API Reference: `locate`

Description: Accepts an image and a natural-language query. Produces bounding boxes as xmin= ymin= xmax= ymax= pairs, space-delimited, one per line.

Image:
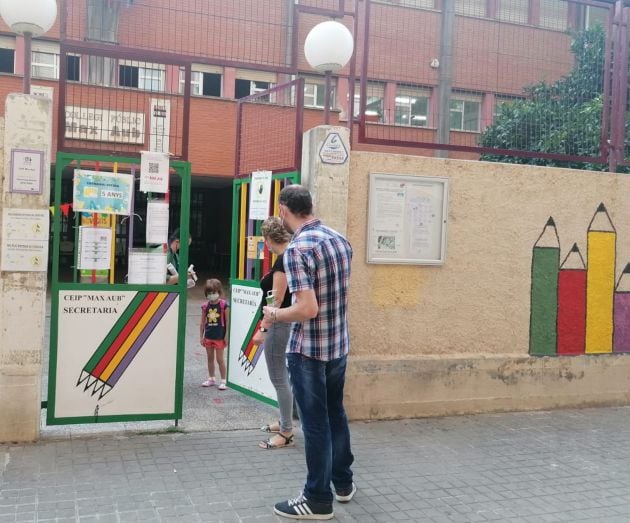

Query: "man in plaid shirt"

xmin=263 ymin=185 xmax=355 ymax=520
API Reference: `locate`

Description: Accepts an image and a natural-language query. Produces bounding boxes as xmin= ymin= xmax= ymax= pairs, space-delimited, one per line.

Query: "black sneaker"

xmin=335 ymin=482 xmax=357 ymax=503
xmin=273 ymin=493 xmax=334 ymax=520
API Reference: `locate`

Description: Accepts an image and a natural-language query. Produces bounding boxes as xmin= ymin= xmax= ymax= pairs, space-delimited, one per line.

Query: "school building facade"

xmin=0 ymin=0 xmax=607 ymax=275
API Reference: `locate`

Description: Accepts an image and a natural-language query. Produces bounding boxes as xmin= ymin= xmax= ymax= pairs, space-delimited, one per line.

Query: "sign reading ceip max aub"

xmin=73 ymin=170 xmax=134 ymax=216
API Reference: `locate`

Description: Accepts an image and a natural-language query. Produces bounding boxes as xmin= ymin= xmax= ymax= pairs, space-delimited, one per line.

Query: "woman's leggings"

xmin=264 ymin=321 xmax=293 ymax=432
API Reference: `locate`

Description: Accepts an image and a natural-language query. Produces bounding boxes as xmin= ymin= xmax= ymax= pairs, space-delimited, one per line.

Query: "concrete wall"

xmin=344 ymin=152 xmax=630 ymax=419
xmin=0 ymin=95 xmax=52 ymax=442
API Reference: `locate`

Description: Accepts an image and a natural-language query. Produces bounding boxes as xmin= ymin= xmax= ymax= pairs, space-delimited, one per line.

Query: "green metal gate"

xmin=226 ymin=171 xmax=299 ymax=404
xmin=47 ymin=152 xmax=191 ymax=425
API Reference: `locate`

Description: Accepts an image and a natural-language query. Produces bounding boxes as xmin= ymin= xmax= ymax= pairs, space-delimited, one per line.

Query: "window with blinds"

xmin=497 ymin=0 xmax=529 ymax=24
xmin=455 ymin=0 xmax=486 ymax=18
xmin=585 ymin=6 xmax=608 ymax=29
xmin=395 ymin=85 xmax=431 ymax=127
xmin=354 ymin=81 xmax=385 ymax=122
xmin=539 ymin=0 xmax=567 ymax=30
xmin=376 ymin=0 xmax=435 ymax=9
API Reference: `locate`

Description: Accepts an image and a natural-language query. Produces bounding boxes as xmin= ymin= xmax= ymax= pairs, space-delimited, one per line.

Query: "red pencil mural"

xmin=557 ymin=244 xmax=586 ymax=355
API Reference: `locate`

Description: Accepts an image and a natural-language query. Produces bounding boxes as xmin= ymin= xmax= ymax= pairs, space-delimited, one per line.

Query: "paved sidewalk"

xmin=3 ymin=406 xmax=630 ymax=522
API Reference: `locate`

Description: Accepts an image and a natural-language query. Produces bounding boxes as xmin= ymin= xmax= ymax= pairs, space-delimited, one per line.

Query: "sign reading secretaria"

xmin=73 ymin=170 xmax=134 ymax=216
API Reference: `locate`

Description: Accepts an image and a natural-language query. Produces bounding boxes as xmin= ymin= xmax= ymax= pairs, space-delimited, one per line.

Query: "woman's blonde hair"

xmin=261 ymin=216 xmax=291 ymax=244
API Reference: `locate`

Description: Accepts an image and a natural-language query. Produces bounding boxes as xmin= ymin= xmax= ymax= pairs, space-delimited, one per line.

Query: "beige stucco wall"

xmin=0 ymin=95 xmax=52 ymax=442
xmin=343 ymin=152 xmax=630 ymax=419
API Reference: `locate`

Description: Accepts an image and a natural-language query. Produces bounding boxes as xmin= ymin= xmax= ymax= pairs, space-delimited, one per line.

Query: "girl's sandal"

xmin=258 ymin=433 xmax=294 ymax=449
xmin=260 ymin=421 xmax=281 ymax=433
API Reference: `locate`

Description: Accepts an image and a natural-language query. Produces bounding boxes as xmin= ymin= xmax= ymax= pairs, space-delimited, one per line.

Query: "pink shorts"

xmin=203 ymin=339 xmax=226 ymax=350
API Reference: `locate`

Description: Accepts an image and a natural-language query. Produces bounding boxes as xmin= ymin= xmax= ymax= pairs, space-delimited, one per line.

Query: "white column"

xmin=0 ymin=94 xmax=52 ymax=442
xmin=301 ymin=125 xmax=351 ymax=235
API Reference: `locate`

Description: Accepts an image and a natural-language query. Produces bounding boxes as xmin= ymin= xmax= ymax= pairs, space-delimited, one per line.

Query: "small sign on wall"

xmin=319 ymin=132 xmax=348 ymax=165
xmin=9 ymin=149 xmax=44 ymax=194
xmin=0 ymin=208 xmax=50 ymax=271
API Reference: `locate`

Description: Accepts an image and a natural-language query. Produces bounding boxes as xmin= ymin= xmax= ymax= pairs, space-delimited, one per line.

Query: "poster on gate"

xmin=73 ymin=170 xmax=133 ymax=215
xmin=140 ymin=151 xmax=170 ymax=194
xmin=227 ymin=282 xmax=276 ymax=402
xmin=248 ymin=170 xmax=272 ymax=221
xmin=51 ymin=290 xmax=180 ymax=420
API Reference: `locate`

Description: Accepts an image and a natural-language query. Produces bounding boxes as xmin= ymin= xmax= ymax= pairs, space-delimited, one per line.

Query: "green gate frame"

xmin=47 ymin=152 xmax=191 ymax=425
xmin=227 ymin=171 xmax=299 ymax=404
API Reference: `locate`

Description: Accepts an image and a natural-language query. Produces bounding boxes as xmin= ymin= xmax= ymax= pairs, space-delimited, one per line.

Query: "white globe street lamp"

xmin=304 ymin=20 xmax=354 ymax=125
xmin=0 ymin=0 xmax=58 ymax=93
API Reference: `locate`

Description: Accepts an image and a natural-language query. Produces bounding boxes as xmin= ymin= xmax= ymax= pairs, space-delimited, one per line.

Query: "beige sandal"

xmin=258 ymin=433 xmax=294 ymax=449
xmin=260 ymin=421 xmax=281 ymax=433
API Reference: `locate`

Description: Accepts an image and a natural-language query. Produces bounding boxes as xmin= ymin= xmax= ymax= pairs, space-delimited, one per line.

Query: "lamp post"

xmin=0 ymin=0 xmax=58 ymax=94
xmin=304 ymin=20 xmax=354 ymax=125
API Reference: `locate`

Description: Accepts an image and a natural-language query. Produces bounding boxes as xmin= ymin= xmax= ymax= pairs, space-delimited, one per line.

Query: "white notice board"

xmin=367 ymin=173 xmax=448 ymax=265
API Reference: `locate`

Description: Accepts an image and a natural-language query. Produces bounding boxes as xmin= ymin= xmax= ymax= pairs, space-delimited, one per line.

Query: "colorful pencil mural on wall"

xmin=77 ymin=291 xmax=178 ymax=398
xmin=529 ymin=203 xmax=628 ymax=356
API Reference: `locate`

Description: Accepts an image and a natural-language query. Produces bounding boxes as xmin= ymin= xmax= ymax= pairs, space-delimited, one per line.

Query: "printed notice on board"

xmin=146 ymin=201 xmax=169 ymax=244
xmin=367 ymin=173 xmax=448 ymax=265
xmin=248 ymin=170 xmax=272 ymax=221
xmin=78 ymin=227 xmax=112 ymax=270
xmin=1 ymin=208 xmax=50 ymax=271
xmin=150 ymin=99 xmax=171 ymax=154
xmin=140 ymin=151 xmax=169 ymax=194
xmin=73 ymin=170 xmax=133 ymax=216
xmin=128 ymin=250 xmax=168 ymax=284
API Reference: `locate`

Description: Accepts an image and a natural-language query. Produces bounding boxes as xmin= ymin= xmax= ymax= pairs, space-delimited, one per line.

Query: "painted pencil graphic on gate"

xmin=239 ymin=319 xmax=265 ymax=375
xmin=77 ymin=291 xmax=178 ymax=398
xmin=529 ymin=203 xmax=626 ymax=356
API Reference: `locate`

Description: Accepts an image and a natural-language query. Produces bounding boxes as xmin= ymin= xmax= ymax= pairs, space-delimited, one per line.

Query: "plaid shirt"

xmin=283 ymin=218 xmax=353 ymax=361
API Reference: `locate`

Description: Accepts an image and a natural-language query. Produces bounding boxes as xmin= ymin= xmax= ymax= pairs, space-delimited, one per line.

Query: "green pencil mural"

xmin=529 ymin=217 xmax=560 ymax=356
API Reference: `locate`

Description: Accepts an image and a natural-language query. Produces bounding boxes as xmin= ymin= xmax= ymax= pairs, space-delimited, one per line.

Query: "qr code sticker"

xmin=148 ymin=162 xmax=159 ymax=174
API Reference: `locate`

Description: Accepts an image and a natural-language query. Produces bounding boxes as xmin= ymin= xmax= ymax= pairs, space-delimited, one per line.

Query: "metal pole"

xmin=23 ymin=32 xmax=32 ymax=94
xmin=609 ymin=0 xmax=627 ymax=172
xmin=436 ymin=0 xmax=455 ymax=158
xmin=182 ymin=63 xmax=192 ymax=160
xmin=324 ymin=70 xmax=332 ymax=125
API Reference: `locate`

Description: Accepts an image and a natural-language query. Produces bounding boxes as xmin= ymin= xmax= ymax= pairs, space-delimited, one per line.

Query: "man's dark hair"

xmin=279 ymin=185 xmax=313 ymax=217
xmin=169 ymin=228 xmax=180 ymax=244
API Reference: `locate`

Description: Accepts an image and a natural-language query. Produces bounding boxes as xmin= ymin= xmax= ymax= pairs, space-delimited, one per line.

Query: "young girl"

xmin=200 ymin=279 xmax=229 ymax=390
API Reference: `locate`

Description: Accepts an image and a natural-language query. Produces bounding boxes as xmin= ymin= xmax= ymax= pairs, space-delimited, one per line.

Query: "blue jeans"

xmin=287 ymin=353 xmax=354 ymax=505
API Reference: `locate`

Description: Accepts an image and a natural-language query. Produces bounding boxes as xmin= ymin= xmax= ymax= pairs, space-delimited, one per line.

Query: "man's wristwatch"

xmin=260 ymin=327 xmax=268 ymax=333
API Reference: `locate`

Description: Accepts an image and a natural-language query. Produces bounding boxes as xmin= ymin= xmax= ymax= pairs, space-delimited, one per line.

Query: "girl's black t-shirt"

xmin=260 ymin=253 xmax=292 ymax=312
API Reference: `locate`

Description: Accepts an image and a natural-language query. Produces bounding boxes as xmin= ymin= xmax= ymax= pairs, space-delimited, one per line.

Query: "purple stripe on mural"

xmin=614 ymin=292 xmax=630 ymax=353
xmin=107 ymin=293 xmax=178 ymax=386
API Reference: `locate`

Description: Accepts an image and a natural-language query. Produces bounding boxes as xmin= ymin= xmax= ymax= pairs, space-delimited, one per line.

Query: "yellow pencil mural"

xmin=585 ymin=203 xmax=616 ymax=354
